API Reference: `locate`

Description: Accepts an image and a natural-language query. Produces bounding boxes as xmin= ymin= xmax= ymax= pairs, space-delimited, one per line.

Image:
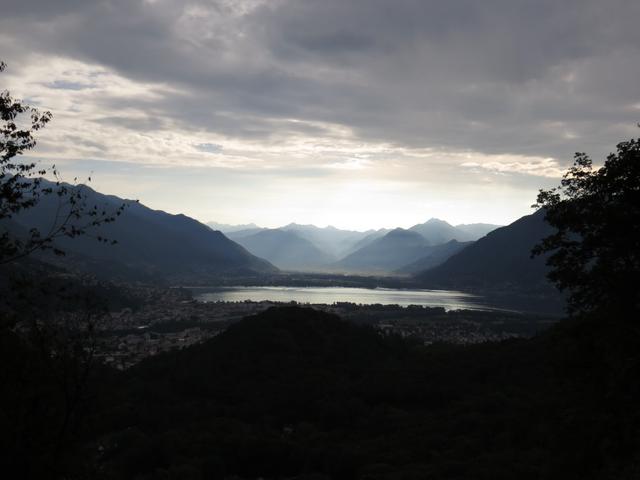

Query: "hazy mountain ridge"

xmin=341 ymin=229 xmax=391 ymax=257
xmin=232 ymin=229 xmax=335 ymax=271
xmin=454 ymin=223 xmax=503 ymax=239
xmin=211 ymin=218 xmax=501 ymax=273
xmin=395 ymin=240 xmax=472 ymax=274
xmin=225 ymin=228 xmax=266 ymax=240
xmin=224 ymin=223 xmax=389 ymax=259
xmin=328 ymin=219 xmax=499 ymax=274
xmin=409 ymin=218 xmax=502 ymax=243
xmin=5 ymin=181 xmax=504 ymax=280
xmin=332 ymin=228 xmax=432 ymax=273
xmin=416 ymin=209 xmax=554 ymax=291
xmin=206 ymin=221 xmax=260 ymax=233
xmin=6 ymin=180 xmax=277 ymax=282
xmin=280 ymin=223 xmax=381 ymax=259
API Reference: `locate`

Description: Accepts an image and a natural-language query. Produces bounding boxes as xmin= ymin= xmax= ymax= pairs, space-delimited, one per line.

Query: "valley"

xmin=75 ymin=285 xmax=558 ymax=370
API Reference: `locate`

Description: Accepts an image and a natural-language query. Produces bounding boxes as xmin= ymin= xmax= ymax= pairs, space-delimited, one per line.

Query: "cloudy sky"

xmin=2 ymin=0 xmax=639 ymax=229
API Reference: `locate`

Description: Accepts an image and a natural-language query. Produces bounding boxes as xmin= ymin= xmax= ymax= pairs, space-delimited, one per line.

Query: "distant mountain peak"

xmin=425 ymin=217 xmax=452 ymax=225
xmin=417 ymin=209 xmax=556 ymax=292
xmin=207 ymin=221 xmax=260 ymax=233
xmin=232 ymin=228 xmax=335 ymax=271
xmin=283 ymin=223 xmax=340 ymax=232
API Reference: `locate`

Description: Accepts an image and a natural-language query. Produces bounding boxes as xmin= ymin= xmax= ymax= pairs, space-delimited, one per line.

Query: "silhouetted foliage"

xmin=74 ymin=306 xmax=640 ymax=479
xmin=533 ymin=136 xmax=640 ymax=317
xmin=0 ymin=61 xmax=126 ymax=264
xmin=0 ymin=276 xmax=122 ymax=478
xmin=0 ymin=61 xmax=129 ymax=478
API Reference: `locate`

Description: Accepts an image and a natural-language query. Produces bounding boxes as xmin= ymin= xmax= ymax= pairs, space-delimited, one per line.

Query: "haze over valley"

xmin=5 ymin=176 xmax=556 ymax=302
xmin=215 ymin=218 xmax=499 ymax=274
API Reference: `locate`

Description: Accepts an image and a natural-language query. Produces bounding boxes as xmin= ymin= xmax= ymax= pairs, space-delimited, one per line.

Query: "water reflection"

xmin=192 ymin=286 xmax=497 ymax=311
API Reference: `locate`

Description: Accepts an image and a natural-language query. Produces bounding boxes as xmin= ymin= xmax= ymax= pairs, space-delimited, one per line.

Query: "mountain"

xmin=225 ymin=227 xmax=266 ymax=240
xmin=409 ymin=218 xmax=460 ymax=244
xmin=220 ymin=220 xmax=499 ymax=273
xmin=279 ymin=223 xmax=378 ymax=258
xmin=232 ymin=229 xmax=335 ymax=271
xmin=340 ymin=228 xmax=391 ymax=256
xmin=416 ymin=210 xmax=554 ymax=290
xmin=455 ymin=222 xmax=502 ymax=239
xmin=409 ymin=218 xmax=501 ymax=243
xmin=207 ymin=221 xmax=260 ymax=233
xmin=333 ymin=228 xmax=432 ymax=273
xmin=13 ymin=308 xmax=639 ymax=477
xmin=6 ymin=181 xmax=277 ymax=282
xmin=395 ymin=240 xmax=472 ymax=274
xmin=229 ymin=223 xmax=392 ymax=258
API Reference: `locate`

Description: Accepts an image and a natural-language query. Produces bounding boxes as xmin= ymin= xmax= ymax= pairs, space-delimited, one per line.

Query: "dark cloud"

xmin=0 ymin=0 xmax=89 ymax=19
xmin=2 ymin=0 xmax=639 ymax=163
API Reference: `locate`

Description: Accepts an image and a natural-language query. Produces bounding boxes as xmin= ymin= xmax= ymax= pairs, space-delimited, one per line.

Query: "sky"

xmin=1 ymin=0 xmax=639 ymax=230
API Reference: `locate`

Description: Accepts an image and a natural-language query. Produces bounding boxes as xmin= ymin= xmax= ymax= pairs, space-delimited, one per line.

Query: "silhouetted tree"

xmin=1 ymin=61 xmax=126 ymax=478
xmin=533 ymin=134 xmax=640 ymax=317
xmin=0 ymin=61 xmax=124 ymax=264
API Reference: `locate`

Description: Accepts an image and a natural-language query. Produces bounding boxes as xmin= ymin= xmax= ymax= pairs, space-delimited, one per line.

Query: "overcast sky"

xmin=2 ymin=0 xmax=639 ymax=229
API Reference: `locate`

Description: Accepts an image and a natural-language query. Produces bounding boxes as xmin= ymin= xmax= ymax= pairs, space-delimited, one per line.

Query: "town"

xmin=89 ymin=287 xmax=557 ymax=369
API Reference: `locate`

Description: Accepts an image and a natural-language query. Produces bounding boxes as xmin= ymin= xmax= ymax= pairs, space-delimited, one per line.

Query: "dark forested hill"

xmin=71 ymin=306 xmax=640 ymax=479
xmin=417 ymin=209 xmax=554 ymax=291
xmin=7 ymin=181 xmax=276 ymax=282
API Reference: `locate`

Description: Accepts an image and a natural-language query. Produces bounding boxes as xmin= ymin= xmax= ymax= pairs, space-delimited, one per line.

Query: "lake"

xmin=191 ymin=286 xmax=500 ymax=311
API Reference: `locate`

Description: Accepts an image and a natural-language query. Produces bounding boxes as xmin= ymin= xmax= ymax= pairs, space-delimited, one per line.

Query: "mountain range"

xmin=395 ymin=240 xmax=472 ymax=274
xmin=3 ymin=180 xmax=553 ymax=289
xmin=416 ymin=209 xmax=554 ymax=291
xmin=211 ymin=213 xmax=556 ymax=296
xmin=333 ymin=228 xmax=431 ymax=273
xmin=206 ymin=221 xmax=259 ymax=233
xmin=230 ymin=229 xmax=334 ymax=271
xmin=225 ymin=223 xmax=388 ymax=260
xmin=4 ymin=180 xmax=276 ymax=282
xmin=218 ymin=219 xmax=500 ymax=273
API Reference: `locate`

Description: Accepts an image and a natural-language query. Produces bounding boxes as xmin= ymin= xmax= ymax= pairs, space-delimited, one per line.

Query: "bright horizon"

xmin=3 ymin=1 xmax=638 ymax=231
xmin=48 ymin=158 xmax=544 ymax=230
xmin=204 ymin=217 xmax=506 ymax=233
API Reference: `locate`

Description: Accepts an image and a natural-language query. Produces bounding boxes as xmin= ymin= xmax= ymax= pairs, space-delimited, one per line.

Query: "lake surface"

xmin=192 ymin=286 xmax=499 ymax=311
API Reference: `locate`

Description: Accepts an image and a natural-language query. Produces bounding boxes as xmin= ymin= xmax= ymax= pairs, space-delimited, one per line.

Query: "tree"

xmin=533 ymin=135 xmax=640 ymax=317
xmin=0 ymin=61 xmax=124 ymax=264
xmin=1 ymin=61 xmax=129 ymax=477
